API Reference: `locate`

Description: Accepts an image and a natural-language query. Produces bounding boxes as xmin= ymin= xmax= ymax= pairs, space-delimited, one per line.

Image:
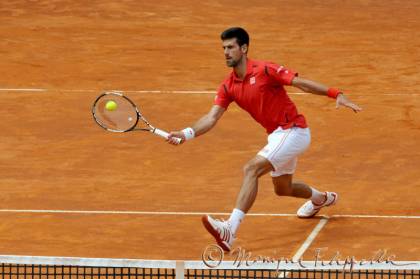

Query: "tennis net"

xmin=0 ymin=255 xmax=419 ymax=279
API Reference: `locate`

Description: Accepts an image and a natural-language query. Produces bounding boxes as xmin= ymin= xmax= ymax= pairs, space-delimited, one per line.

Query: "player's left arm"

xmin=291 ymin=76 xmax=362 ymax=113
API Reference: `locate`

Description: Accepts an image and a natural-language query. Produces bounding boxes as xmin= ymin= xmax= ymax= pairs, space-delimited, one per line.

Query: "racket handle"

xmin=153 ymin=128 xmax=182 ymax=144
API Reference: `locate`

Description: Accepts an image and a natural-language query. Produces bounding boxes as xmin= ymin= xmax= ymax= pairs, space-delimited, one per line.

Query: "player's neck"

xmin=233 ymin=56 xmax=248 ymax=80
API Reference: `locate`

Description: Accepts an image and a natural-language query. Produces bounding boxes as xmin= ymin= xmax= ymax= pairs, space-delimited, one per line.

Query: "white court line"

xmin=0 ymin=88 xmax=47 ymax=92
xmin=0 ymin=209 xmax=419 ymax=219
xmin=0 ymin=88 xmax=420 ymax=96
xmin=277 ymin=218 xmax=329 ymax=278
xmin=292 ymin=217 xmax=329 ymax=261
xmin=0 ymin=209 xmax=293 ymax=217
xmin=331 ymin=214 xmax=420 ymax=219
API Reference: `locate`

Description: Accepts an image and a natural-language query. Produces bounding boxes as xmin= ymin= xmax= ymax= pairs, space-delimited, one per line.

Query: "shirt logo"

xmin=250 ymin=76 xmax=256 ymax=85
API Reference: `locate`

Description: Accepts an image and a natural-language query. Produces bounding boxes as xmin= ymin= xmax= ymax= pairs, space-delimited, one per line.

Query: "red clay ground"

xmin=0 ymin=0 xmax=419 ymax=261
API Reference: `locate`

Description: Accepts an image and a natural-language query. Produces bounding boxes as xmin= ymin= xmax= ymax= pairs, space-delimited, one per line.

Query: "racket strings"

xmin=93 ymin=94 xmax=139 ymax=132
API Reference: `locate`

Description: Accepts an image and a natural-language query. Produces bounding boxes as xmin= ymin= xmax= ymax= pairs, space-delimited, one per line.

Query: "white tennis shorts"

xmin=257 ymin=126 xmax=311 ymax=177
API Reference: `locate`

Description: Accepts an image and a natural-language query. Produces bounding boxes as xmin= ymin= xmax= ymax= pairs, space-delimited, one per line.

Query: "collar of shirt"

xmin=232 ymin=58 xmax=254 ymax=82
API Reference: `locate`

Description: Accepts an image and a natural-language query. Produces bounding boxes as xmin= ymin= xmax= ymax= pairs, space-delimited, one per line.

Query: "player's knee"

xmin=243 ymin=161 xmax=260 ymax=177
xmin=273 ymin=177 xmax=293 ymax=196
xmin=274 ymin=185 xmax=292 ymax=196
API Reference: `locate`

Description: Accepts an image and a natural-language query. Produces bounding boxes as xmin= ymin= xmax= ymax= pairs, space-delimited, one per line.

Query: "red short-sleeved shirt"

xmin=214 ymin=59 xmax=307 ymax=133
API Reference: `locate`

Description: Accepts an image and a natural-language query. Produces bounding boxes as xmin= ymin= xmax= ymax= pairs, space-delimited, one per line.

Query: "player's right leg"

xmin=202 ymin=155 xmax=273 ymax=252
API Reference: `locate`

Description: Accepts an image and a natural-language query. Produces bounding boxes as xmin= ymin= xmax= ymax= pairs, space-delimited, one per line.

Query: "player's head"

xmin=220 ymin=27 xmax=249 ymax=67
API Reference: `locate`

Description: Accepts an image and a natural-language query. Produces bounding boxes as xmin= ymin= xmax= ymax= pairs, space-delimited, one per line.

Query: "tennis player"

xmin=168 ymin=27 xmax=362 ymax=252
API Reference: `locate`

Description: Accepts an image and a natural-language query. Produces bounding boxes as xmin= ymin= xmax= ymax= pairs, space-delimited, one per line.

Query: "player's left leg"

xmin=257 ymin=126 xmax=338 ymax=218
xmin=272 ymin=174 xmax=322 ymax=201
xmin=271 ymin=173 xmax=338 ymax=217
xmin=273 ymin=174 xmax=310 ymax=198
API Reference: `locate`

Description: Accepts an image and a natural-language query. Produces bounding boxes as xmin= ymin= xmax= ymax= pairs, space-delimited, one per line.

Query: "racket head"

xmin=92 ymin=91 xmax=140 ymax=132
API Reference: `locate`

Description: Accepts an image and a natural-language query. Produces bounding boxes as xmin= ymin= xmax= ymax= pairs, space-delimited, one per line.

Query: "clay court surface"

xmin=0 ymin=0 xmax=419 ymax=262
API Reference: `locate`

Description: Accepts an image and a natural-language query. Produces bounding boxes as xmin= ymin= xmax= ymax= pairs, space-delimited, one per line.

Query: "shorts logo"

xmin=250 ymin=76 xmax=256 ymax=85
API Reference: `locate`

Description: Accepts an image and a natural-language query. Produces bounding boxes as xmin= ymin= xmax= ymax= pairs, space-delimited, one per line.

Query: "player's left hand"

xmin=336 ymin=94 xmax=362 ymax=113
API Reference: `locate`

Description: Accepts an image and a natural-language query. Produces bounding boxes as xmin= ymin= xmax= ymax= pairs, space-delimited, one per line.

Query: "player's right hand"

xmin=167 ymin=131 xmax=185 ymax=145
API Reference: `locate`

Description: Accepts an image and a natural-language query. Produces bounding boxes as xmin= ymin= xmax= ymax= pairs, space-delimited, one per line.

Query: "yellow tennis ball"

xmin=105 ymin=100 xmax=117 ymax=111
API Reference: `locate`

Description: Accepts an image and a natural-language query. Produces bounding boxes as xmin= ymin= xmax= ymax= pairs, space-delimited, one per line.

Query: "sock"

xmin=228 ymin=208 xmax=245 ymax=235
xmin=310 ymin=187 xmax=327 ymax=205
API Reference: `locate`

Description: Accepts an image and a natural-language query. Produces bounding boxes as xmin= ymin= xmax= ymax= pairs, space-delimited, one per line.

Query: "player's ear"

xmin=241 ymin=44 xmax=248 ymax=54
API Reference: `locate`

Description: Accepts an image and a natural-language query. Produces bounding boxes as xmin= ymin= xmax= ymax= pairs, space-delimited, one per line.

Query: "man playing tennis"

xmin=168 ymin=27 xmax=362 ymax=252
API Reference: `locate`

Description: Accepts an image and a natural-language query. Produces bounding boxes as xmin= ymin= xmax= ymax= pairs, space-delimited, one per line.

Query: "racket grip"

xmin=153 ymin=128 xmax=182 ymax=144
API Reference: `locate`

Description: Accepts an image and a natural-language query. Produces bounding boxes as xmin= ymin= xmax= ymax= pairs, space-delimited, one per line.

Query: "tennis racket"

xmin=92 ymin=91 xmax=181 ymax=144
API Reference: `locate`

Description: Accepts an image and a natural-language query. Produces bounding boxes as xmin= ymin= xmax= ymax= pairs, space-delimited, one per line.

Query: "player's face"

xmin=222 ymin=38 xmax=247 ymax=67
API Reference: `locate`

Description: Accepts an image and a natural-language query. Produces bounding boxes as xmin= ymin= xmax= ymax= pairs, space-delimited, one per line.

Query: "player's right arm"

xmin=167 ymin=105 xmax=226 ymax=145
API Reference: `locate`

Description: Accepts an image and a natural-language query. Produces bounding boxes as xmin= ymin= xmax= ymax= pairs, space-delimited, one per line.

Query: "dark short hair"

xmin=220 ymin=27 xmax=249 ymax=46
